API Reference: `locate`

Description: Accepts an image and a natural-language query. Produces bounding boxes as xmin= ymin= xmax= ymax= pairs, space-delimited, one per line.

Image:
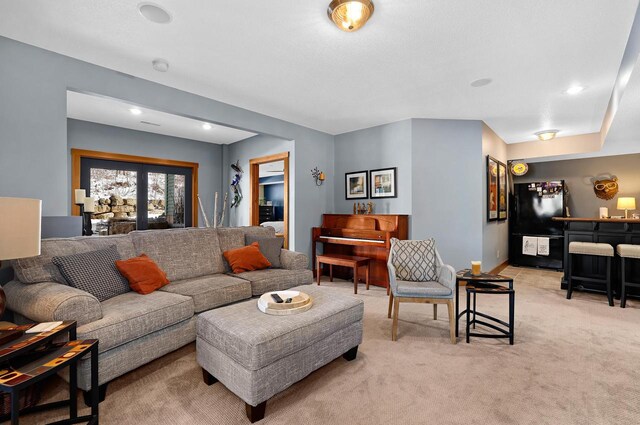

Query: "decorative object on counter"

xmin=599 ymin=207 xmax=609 ymax=219
xmin=592 ymin=176 xmax=618 ymax=200
xmin=486 ymin=156 xmax=499 ymax=221
xmin=471 ymin=261 xmax=481 ymax=276
xmin=367 ymin=201 xmax=374 ymax=214
xmin=311 ymin=167 xmax=325 ymax=186
xmin=617 ymin=197 xmax=636 ymax=219
xmin=352 ymin=202 xmax=372 ymax=215
xmin=509 ymin=160 xmax=529 ymax=176
xmin=370 ymin=167 xmax=397 ymax=199
xmin=634 ymin=213 xmax=640 ymax=219
xmin=0 ymin=197 xmax=42 ymax=316
xmin=345 ymin=170 xmax=368 ymax=199
xmin=230 ymin=160 xmax=244 ymax=208
xmin=498 ymin=161 xmax=508 ymax=220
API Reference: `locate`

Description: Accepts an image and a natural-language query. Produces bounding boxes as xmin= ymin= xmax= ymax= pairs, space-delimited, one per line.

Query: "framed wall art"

xmin=345 ymin=170 xmax=368 ymax=200
xmin=498 ymin=161 xmax=508 ymax=220
xmin=487 ymin=156 xmax=499 ymax=221
xmin=369 ymin=167 xmax=397 ymax=199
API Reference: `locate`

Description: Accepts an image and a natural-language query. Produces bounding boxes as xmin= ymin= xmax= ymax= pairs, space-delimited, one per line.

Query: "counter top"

xmin=552 ymin=217 xmax=640 ymax=223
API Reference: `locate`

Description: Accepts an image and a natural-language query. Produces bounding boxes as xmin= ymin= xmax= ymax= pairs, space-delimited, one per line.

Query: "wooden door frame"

xmin=249 ymin=152 xmax=290 ymax=248
xmin=71 ymin=149 xmax=199 ymax=226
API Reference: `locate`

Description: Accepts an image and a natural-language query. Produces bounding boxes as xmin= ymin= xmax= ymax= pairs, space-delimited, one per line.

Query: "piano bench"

xmin=316 ymin=254 xmax=370 ymax=294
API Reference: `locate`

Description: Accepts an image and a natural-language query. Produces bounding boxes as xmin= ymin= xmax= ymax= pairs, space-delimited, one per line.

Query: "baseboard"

xmin=489 ymin=260 xmax=509 ymax=275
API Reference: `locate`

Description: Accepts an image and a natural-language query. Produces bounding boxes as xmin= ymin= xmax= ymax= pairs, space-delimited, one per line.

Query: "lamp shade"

xmin=0 ymin=197 xmax=42 ymax=260
xmin=617 ymin=197 xmax=636 ymax=211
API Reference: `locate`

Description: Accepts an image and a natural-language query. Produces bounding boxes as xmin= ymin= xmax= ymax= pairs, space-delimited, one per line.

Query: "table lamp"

xmin=0 ymin=197 xmax=42 ymax=316
xmin=617 ymin=197 xmax=636 ymax=219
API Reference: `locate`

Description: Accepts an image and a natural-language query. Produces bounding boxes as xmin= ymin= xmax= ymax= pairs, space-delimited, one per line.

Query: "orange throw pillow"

xmin=115 ymin=254 xmax=170 ymax=295
xmin=223 ymin=242 xmax=272 ymax=274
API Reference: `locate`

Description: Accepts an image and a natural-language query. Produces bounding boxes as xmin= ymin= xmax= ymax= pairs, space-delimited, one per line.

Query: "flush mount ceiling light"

xmin=202 ymin=123 xmax=212 ymax=130
xmin=535 ymin=129 xmax=559 ymax=141
xmin=327 ymin=0 xmax=374 ymax=32
xmin=564 ymin=85 xmax=586 ymax=95
xmin=470 ymin=78 xmax=493 ymax=88
xmin=129 ymin=108 xmax=142 ymax=115
xmin=138 ymin=3 xmax=172 ymax=24
xmin=152 ymin=58 xmax=169 ymax=72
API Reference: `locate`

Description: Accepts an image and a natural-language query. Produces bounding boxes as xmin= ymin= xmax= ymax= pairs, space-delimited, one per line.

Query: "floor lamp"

xmin=0 ymin=197 xmax=42 ymax=317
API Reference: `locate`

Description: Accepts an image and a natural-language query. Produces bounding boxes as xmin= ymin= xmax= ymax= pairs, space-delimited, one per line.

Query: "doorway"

xmin=249 ymin=152 xmax=289 ymax=248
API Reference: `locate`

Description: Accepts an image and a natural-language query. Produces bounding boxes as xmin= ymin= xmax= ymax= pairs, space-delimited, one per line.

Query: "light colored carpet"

xmin=18 ymin=266 xmax=640 ymax=424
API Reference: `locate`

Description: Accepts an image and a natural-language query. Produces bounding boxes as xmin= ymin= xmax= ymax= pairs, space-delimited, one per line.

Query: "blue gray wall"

xmin=411 ymin=119 xmax=484 ymax=271
xmin=0 ymin=36 xmax=334 ymax=256
xmin=67 ymin=119 xmax=223 ymax=225
xmin=334 ymin=119 xmax=412 ymax=214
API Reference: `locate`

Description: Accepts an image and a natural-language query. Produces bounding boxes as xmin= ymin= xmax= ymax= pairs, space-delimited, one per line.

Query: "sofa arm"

xmin=280 ymin=249 xmax=309 ymax=270
xmin=437 ymin=264 xmax=456 ymax=291
xmin=4 ymin=280 xmax=102 ymax=326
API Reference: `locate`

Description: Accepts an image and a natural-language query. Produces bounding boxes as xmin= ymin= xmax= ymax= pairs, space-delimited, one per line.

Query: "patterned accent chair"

xmin=387 ymin=238 xmax=456 ymax=343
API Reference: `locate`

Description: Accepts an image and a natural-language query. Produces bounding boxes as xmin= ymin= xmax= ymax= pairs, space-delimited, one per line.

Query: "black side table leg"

xmin=455 ymin=279 xmax=460 ymax=337
xmin=509 ymin=290 xmax=515 ymax=345
xmin=472 ymin=292 xmax=477 ymax=329
xmin=466 ymin=290 xmax=471 ymax=344
xmin=11 ymin=391 xmax=19 ymax=425
xmin=70 ymin=360 xmax=78 ymax=419
xmin=90 ymin=344 xmax=99 ymax=420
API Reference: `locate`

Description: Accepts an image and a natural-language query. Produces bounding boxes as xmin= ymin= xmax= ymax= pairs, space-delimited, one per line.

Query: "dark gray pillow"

xmin=52 ymin=245 xmax=130 ymax=302
xmin=245 ymin=235 xmax=284 ymax=268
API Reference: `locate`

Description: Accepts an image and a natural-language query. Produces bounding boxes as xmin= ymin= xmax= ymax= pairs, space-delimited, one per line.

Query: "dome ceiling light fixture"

xmin=327 ymin=0 xmax=375 ymax=32
xmin=535 ymin=129 xmax=559 ymax=141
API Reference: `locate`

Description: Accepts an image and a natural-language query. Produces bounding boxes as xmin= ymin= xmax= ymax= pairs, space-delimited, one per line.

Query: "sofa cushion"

xmin=12 ymin=234 xmax=135 ymax=285
xmin=236 ymin=268 xmax=313 ymax=296
xmin=52 ymin=245 xmax=130 ymax=302
xmin=160 ymin=274 xmax=251 ymax=313
xmin=196 ymin=284 xmax=364 ymax=370
xmin=245 ymin=235 xmax=283 ymax=268
xmin=130 ymin=228 xmax=224 ymax=281
xmin=116 ymin=254 xmax=170 ymax=295
xmin=77 ymin=290 xmax=194 ymax=354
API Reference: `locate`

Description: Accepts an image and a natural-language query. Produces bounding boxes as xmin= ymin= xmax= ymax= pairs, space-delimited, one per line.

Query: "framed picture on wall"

xmin=369 ymin=167 xmax=397 ymax=199
xmin=345 ymin=170 xmax=369 ymax=199
xmin=487 ymin=156 xmax=499 ymax=221
xmin=498 ymin=161 xmax=508 ymax=220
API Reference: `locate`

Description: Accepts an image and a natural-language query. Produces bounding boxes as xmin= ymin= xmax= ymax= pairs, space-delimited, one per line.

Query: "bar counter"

xmin=553 ymin=217 xmax=640 ymax=295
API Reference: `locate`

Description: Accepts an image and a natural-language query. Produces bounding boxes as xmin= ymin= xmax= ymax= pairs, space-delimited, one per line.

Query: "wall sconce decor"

xmin=311 ymin=167 xmax=326 ymax=186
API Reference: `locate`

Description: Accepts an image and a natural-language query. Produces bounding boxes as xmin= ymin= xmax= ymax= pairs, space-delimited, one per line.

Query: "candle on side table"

xmin=471 ymin=261 xmax=482 ymax=276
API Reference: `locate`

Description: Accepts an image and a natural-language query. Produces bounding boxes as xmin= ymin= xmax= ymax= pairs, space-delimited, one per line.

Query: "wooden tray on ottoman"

xmin=257 ymin=291 xmax=312 ymax=315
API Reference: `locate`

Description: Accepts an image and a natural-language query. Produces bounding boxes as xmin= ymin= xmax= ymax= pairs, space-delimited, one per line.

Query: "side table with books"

xmin=0 ymin=321 xmax=99 ymax=425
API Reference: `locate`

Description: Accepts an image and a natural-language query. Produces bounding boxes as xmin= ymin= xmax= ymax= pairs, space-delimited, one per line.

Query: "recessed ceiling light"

xmin=535 ymin=129 xmax=559 ymax=141
xmin=138 ymin=3 xmax=172 ymax=24
xmin=471 ymin=78 xmax=493 ymax=88
xmin=129 ymin=108 xmax=142 ymax=115
xmin=152 ymin=58 xmax=169 ymax=72
xmin=327 ymin=0 xmax=375 ymax=32
xmin=564 ymin=85 xmax=585 ymax=95
xmin=202 ymin=123 xmax=212 ymax=130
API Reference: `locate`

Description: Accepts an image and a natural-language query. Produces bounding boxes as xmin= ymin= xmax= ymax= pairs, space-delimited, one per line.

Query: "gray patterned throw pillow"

xmin=245 ymin=235 xmax=284 ymax=268
xmin=52 ymin=245 xmax=130 ymax=302
xmin=391 ymin=238 xmax=438 ymax=282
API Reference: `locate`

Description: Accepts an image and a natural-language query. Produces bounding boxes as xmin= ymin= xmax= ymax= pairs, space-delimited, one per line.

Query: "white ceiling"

xmin=1 ymin=1 xmax=638 ymax=142
xmin=67 ymin=91 xmax=256 ymax=144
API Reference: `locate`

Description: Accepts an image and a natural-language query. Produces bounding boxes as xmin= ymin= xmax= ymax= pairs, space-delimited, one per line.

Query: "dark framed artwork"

xmin=498 ymin=161 xmax=508 ymax=220
xmin=487 ymin=156 xmax=498 ymax=221
xmin=369 ymin=167 xmax=397 ymax=199
xmin=345 ymin=170 xmax=368 ymax=200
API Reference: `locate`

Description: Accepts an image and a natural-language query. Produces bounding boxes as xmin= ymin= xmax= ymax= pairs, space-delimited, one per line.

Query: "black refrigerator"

xmin=509 ymin=181 xmax=566 ymax=270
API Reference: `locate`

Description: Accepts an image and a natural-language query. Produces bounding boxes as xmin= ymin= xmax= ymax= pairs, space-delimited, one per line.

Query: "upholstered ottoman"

xmin=196 ymin=285 xmax=364 ymax=422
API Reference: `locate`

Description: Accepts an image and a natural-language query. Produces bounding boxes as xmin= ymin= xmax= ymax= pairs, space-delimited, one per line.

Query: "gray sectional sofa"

xmin=4 ymin=226 xmax=312 ymax=398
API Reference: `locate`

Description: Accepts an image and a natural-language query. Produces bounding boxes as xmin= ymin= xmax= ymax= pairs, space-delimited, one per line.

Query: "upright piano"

xmin=312 ymin=214 xmax=409 ymax=288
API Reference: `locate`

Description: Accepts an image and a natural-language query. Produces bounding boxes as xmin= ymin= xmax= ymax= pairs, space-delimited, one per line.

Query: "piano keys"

xmin=312 ymin=214 xmax=409 ymax=289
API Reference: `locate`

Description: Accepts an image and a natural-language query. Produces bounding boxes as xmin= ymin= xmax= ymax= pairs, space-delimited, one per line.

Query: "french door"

xmin=80 ymin=158 xmax=193 ymax=235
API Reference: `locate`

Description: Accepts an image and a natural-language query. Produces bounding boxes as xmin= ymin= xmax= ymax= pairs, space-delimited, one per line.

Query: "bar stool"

xmin=566 ymin=241 xmax=614 ymax=306
xmin=617 ymin=244 xmax=640 ymax=308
